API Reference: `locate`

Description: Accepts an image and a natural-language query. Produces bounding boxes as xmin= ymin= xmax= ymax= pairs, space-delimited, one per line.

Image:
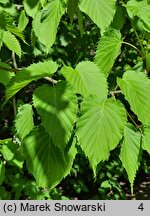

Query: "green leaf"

xmin=126 ymin=0 xmax=150 ymax=32
xmin=0 ymin=141 xmax=24 ymax=169
xmin=0 ymin=71 xmax=13 ymax=86
xmin=120 ymin=124 xmax=141 ymax=193
xmin=0 ymin=29 xmax=3 ymax=50
xmin=61 ymin=61 xmax=108 ymax=102
xmin=67 ymin=0 xmax=79 ymax=23
xmin=0 ymin=0 xmax=9 ymax=4
xmin=33 ymin=82 xmax=77 ymax=149
xmin=5 ymin=60 xmax=58 ymax=103
xmin=23 ymin=126 xmax=76 ymax=188
xmin=40 ymin=0 xmax=47 ymax=7
xmin=142 ymin=127 xmax=150 ymax=154
xmin=101 ymin=180 xmax=111 ymax=189
xmin=79 ymin=0 xmax=117 ymax=33
xmin=6 ymin=26 xmax=26 ymax=43
xmin=23 ymin=0 xmax=40 ymax=18
xmin=111 ymin=5 xmax=126 ymax=30
xmin=77 ymin=8 xmax=84 ymax=37
xmin=18 ymin=10 xmax=29 ymax=31
xmin=0 ymin=186 xmax=11 ymax=200
xmin=0 ymin=160 xmax=5 ymax=185
xmin=0 ymin=9 xmax=6 ymax=29
xmin=77 ymin=97 xmax=126 ymax=170
xmin=2 ymin=31 xmax=21 ymax=57
xmin=117 ymin=70 xmax=150 ymax=126
xmin=0 ymin=138 xmax=12 ymax=144
xmin=2 ymin=4 xmax=17 ymax=17
xmin=95 ymin=29 xmax=122 ymax=76
xmin=0 ymin=62 xmax=14 ymax=86
xmin=33 ymin=0 xmax=65 ymax=51
xmin=15 ymin=104 xmax=34 ymax=140
xmin=5 ymin=80 xmax=32 ymax=104
xmin=146 ymin=53 xmax=150 ymax=71
xmin=1 ymin=11 xmax=26 ymax=43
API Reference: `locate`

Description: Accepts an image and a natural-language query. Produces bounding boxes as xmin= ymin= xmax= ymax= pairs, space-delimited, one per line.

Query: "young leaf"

xmin=23 ymin=0 xmax=40 ymax=18
xmin=0 ymin=71 xmax=13 ymax=86
xmin=117 ymin=70 xmax=150 ymax=126
xmin=23 ymin=126 xmax=76 ymax=188
xmin=2 ymin=31 xmax=21 ymax=57
xmin=6 ymin=26 xmax=26 ymax=43
xmin=18 ymin=10 xmax=29 ymax=31
xmin=61 ymin=61 xmax=108 ymax=102
xmin=5 ymin=60 xmax=58 ymax=103
xmin=0 ymin=62 xmax=14 ymax=86
xmin=76 ymin=97 xmax=126 ymax=169
xmin=79 ymin=0 xmax=117 ymax=33
xmin=15 ymin=104 xmax=34 ymax=140
xmin=33 ymin=0 xmax=65 ymax=51
xmin=0 ymin=160 xmax=5 ymax=185
xmin=142 ymin=127 xmax=150 ymax=154
xmin=120 ymin=124 xmax=141 ymax=193
xmin=95 ymin=29 xmax=122 ymax=76
xmin=0 ymin=141 xmax=24 ymax=169
xmin=3 ymin=11 xmax=26 ymax=43
xmin=33 ymin=82 xmax=77 ymax=149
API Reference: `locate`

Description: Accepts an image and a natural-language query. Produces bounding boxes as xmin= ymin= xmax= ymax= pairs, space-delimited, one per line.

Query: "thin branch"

xmin=109 ymin=85 xmax=121 ymax=99
xmin=14 ymin=4 xmax=24 ymax=10
xmin=12 ymin=52 xmax=18 ymax=70
xmin=0 ymin=65 xmax=16 ymax=72
xmin=44 ymin=77 xmax=57 ymax=84
xmin=12 ymin=52 xmax=18 ymax=117
xmin=133 ymin=28 xmax=145 ymax=55
xmin=12 ymin=97 xmax=17 ymax=116
xmin=122 ymin=41 xmax=143 ymax=58
xmin=109 ymin=90 xmax=122 ymax=96
xmin=127 ymin=111 xmax=141 ymax=129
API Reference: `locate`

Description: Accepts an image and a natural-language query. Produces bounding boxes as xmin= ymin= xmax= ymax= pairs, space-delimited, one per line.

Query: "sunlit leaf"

xmin=23 ymin=0 xmax=40 ymax=18
xmin=33 ymin=0 xmax=65 ymax=50
xmin=126 ymin=0 xmax=150 ymax=32
xmin=0 ymin=62 xmax=14 ymax=86
xmin=15 ymin=104 xmax=34 ymax=140
xmin=33 ymin=82 xmax=77 ymax=149
xmin=61 ymin=61 xmax=108 ymax=102
xmin=79 ymin=0 xmax=117 ymax=33
xmin=77 ymin=97 xmax=126 ymax=170
xmin=120 ymin=124 xmax=141 ymax=193
xmin=142 ymin=127 xmax=150 ymax=154
xmin=95 ymin=29 xmax=122 ymax=76
xmin=0 ymin=160 xmax=5 ymax=185
xmin=0 ymin=141 xmax=24 ymax=169
xmin=18 ymin=10 xmax=29 ymax=31
xmin=5 ymin=61 xmax=58 ymax=102
xmin=117 ymin=70 xmax=150 ymax=125
xmin=23 ymin=126 xmax=76 ymax=188
xmin=3 ymin=31 xmax=21 ymax=57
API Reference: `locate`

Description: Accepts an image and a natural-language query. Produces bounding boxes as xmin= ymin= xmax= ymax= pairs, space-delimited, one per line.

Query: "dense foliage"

xmin=0 ymin=0 xmax=150 ymax=199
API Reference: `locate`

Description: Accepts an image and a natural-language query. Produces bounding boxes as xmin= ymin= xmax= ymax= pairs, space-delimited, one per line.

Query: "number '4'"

xmin=138 ymin=203 xmax=144 ymax=211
